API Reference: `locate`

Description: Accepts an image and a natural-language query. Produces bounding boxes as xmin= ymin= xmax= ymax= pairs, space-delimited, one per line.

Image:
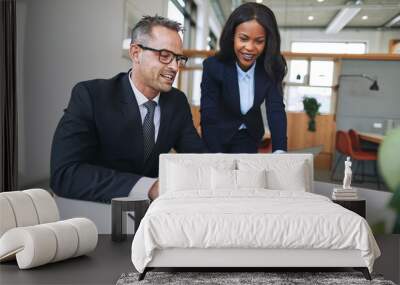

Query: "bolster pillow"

xmin=0 ymin=218 xmax=98 ymax=269
xmin=0 ymin=189 xmax=59 ymax=237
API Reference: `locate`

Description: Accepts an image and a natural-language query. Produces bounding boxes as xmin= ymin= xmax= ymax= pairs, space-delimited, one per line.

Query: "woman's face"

xmin=233 ymin=19 xmax=266 ymax=71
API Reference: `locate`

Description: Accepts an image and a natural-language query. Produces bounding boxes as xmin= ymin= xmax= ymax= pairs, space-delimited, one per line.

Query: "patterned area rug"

xmin=116 ymin=271 xmax=396 ymax=285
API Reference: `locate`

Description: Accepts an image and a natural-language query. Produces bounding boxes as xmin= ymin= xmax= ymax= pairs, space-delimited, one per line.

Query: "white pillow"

xmin=237 ymin=159 xmax=308 ymax=191
xmin=211 ymin=168 xmax=236 ymax=190
xmin=166 ymin=160 xmax=235 ymax=192
xmin=237 ymin=169 xmax=267 ymax=189
xmin=266 ymin=165 xmax=306 ymax=191
xmin=211 ymin=169 xmax=267 ymax=190
xmin=167 ymin=163 xmax=209 ymax=191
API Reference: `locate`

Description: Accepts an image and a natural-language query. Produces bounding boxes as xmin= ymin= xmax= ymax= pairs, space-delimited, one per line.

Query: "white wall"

xmin=16 ymin=0 xmax=166 ymax=187
xmin=280 ymin=28 xmax=400 ymax=53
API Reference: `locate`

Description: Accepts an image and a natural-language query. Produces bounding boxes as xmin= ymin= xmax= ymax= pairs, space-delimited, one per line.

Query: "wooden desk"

xmin=358 ymin=132 xmax=384 ymax=144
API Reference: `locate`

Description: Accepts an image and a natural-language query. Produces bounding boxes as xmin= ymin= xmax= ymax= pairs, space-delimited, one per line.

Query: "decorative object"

xmin=378 ymin=128 xmax=400 ymax=234
xmin=302 ymin=97 xmax=321 ymax=132
xmin=343 ymin=156 xmax=352 ymax=189
xmin=332 ymin=157 xmax=358 ymax=200
xmin=0 ymin=189 xmax=98 ymax=269
xmin=339 ymin=74 xmax=379 ymax=91
xmin=116 ymin=271 xmax=394 ymax=285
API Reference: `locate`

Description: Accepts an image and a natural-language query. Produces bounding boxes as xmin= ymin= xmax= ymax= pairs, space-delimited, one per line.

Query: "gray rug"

xmin=116 ymin=271 xmax=396 ymax=285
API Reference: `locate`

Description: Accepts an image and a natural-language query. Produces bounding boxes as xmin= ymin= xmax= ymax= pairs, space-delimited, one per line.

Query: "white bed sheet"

xmin=131 ymin=190 xmax=380 ymax=273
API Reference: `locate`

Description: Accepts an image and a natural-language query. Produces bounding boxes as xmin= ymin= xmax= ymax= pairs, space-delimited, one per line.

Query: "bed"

xmin=131 ymin=154 xmax=380 ymax=280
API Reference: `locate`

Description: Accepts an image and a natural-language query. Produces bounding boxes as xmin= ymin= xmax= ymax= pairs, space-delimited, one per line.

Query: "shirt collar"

xmin=236 ymin=62 xmax=256 ymax=80
xmin=128 ymin=71 xmax=160 ymax=106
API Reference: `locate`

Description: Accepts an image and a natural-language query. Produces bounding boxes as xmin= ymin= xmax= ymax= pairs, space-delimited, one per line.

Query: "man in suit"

xmin=50 ymin=16 xmax=205 ymax=203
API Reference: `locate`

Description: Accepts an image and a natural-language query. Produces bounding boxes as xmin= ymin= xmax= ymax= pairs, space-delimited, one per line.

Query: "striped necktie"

xmin=143 ymin=100 xmax=157 ymax=161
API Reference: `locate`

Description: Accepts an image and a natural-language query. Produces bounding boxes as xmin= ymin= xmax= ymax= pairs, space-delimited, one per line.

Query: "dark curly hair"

xmin=217 ymin=3 xmax=287 ymax=89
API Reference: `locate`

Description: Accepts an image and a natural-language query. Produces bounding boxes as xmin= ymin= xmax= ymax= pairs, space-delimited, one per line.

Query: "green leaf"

xmin=388 ymin=185 xmax=400 ymax=212
xmin=378 ymin=128 xmax=400 ymax=191
xmin=371 ymin=221 xmax=386 ymax=235
xmin=303 ymin=97 xmax=321 ymax=132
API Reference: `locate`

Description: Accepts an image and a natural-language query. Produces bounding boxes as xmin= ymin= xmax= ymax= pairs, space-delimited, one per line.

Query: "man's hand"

xmin=148 ymin=180 xmax=159 ymax=201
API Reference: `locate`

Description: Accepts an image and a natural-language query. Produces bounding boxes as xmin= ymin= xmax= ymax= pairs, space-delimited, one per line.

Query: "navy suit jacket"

xmin=50 ymin=71 xmax=205 ymax=203
xmin=200 ymin=56 xmax=287 ymax=153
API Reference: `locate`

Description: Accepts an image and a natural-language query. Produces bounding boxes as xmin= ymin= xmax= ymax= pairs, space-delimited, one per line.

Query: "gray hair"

xmin=130 ymin=15 xmax=183 ymax=44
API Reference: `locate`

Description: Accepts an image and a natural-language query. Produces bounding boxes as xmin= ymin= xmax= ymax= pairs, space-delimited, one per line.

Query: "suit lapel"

xmin=119 ymin=72 xmax=145 ymax=165
xmin=224 ymin=61 xmax=242 ymax=115
xmin=253 ymin=62 xmax=268 ymax=108
xmin=153 ymin=92 xmax=171 ymax=154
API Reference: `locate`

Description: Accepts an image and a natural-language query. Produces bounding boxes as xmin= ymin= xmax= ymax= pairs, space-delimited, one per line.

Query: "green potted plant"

xmin=378 ymin=128 xmax=400 ymax=233
xmin=302 ymin=97 xmax=321 ymax=132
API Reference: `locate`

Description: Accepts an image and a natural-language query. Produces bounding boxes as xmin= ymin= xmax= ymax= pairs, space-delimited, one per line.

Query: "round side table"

xmin=111 ymin=198 xmax=149 ymax=242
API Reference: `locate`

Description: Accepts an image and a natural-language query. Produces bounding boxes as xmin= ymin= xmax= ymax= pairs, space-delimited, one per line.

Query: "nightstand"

xmin=332 ymin=199 xmax=366 ymax=218
xmin=111 ymin=198 xmax=149 ymax=242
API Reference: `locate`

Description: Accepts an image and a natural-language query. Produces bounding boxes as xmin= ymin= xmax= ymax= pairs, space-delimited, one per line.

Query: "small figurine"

xmin=343 ymin=156 xmax=352 ymax=190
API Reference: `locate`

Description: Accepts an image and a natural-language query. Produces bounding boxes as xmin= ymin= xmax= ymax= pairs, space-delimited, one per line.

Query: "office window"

xmin=207 ymin=31 xmax=217 ymax=51
xmin=286 ymin=86 xmax=332 ymax=114
xmin=283 ymin=41 xmax=365 ymax=114
xmin=168 ymin=0 xmax=197 ymax=102
xmin=288 ymin=60 xmax=336 ymax=87
xmin=288 ymin=60 xmax=308 ymax=84
xmin=285 ymin=59 xmax=335 ymax=114
xmin=168 ymin=1 xmax=185 ymax=30
xmin=309 ymin=61 xmax=334 ymax=87
xmin=167 ymin=0 xmax=197 ymax=49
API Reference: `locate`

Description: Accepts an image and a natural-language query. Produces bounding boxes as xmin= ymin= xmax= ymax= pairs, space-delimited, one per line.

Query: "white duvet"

xmin=131 ymin=190 xmax=380 ymax=273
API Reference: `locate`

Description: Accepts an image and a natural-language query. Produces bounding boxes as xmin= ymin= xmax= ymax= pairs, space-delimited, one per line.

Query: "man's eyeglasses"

xmin=137 ymin=44 xmax=188 ymax=67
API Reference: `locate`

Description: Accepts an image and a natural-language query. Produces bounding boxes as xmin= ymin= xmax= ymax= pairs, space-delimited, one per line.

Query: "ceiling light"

xmin=385 ymin=14 xmax=400 ymax=28
xmin=326 ymin=1 xmax=362 ymax=34
xmin=256 ymin=0 xmax=263 ymax=3
xmin=317 ymin=0 xmax=324 ymax=2
xmin=308 ymin=15 xmax=315 ymax=21
xmin=362 ymin=15 xmax=368 ymax=20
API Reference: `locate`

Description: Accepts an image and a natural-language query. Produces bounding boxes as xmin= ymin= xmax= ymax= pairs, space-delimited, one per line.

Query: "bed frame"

xmin=138 ymin=248 xmax=371 ymax=280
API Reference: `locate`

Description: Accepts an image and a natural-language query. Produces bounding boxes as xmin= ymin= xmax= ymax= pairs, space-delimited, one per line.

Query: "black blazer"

xmin=200 ymin=56 xmax=287 ymax=153
xmin=50 ymin=71 xmax=205 ymax=203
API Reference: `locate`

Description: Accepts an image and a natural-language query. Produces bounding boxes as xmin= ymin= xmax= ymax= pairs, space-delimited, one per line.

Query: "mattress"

xmin=131 ymin=190 xmax=380 ymax=273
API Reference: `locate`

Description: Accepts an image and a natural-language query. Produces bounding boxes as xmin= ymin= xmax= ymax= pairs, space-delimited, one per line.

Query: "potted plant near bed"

xmin=302 ymin=97 xmax=321 ymax=132
xmin=378 ymin=128 xmax=400 ymax=233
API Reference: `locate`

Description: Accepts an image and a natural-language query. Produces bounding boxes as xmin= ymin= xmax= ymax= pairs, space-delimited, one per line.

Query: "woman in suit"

xmin=200 ymin=2 xmax=287 ymax=153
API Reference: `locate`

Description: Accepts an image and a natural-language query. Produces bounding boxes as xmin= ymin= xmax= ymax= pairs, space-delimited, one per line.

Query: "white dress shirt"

xmin=128 ymin=72 xmax=161 ymax=141
xmin=236 ymin=63 xmax=286 ymax=154
xmin=236 ymin=62 xmax=256 ymax=130
xmin=128 ymin=72 xmax=159 ymax=199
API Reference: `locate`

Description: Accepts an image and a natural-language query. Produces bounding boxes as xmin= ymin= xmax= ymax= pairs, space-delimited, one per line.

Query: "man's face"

xmin=130 ymin=26 xmax=183 ymax=94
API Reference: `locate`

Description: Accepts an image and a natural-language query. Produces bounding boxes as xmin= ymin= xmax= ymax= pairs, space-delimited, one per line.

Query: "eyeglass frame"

xmin=136 ymin=44 xmax=188 ymax=67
